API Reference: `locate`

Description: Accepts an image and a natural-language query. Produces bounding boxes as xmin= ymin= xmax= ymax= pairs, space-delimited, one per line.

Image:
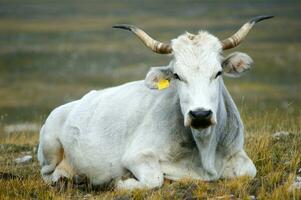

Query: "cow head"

xmin=113 ymin=15 xmax=272 ymax=130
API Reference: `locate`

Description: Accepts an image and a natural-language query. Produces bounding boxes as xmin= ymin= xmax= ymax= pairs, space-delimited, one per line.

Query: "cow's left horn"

xmin=113 ymin=24 xmax=172 ymax=54
xmin=222 ymin=15 xmax=274 ymax=50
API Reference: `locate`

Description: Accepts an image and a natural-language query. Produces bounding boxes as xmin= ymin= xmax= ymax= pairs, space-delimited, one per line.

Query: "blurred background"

xmin=0 ymin=0 xmax=300 ymax=136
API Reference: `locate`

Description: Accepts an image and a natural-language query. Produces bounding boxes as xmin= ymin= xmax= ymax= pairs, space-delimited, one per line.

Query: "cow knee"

xmin=116 ymin=178 xmax=145 ymax=190
xmin=124 ymin=165 xmax=164 ymax=189
xmin=117 ymin=176 xmax=163 ymax=190
xmin=222 ymin=150 xmax=256 ymax=179
xmin=122 ymin=151 xmax=164 ymax=189
xmin=140 ymin=172 xmax=164 ymax=188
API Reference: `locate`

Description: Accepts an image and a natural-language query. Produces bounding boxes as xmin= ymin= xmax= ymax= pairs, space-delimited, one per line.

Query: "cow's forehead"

xmin=171 ymin=31 xmax=222 ymax=74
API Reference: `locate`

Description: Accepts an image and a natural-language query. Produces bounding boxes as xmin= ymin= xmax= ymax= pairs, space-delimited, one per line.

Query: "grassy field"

xmin=0 ymin=0 xmax=300 ymax=199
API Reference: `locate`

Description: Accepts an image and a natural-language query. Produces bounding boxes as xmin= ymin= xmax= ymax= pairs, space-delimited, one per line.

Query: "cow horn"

xmin=222 ymin=15 xmax=274 ymax=50
xmin=113 ymin=24 xmax=172 ymax=54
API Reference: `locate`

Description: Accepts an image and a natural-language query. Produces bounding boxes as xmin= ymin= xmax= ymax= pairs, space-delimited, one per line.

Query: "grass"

xmin=0 ymin=0 xmax=300 ymax=199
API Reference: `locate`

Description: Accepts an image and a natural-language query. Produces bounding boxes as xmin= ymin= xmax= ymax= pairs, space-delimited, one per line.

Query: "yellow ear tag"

xmin=157 ymin=79 xmax=170 ymax=90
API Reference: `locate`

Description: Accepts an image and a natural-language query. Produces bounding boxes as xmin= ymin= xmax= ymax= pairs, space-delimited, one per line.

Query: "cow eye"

xmin=173 ymin=73 xmax=181 ymax=80
xmin=215 ymin=71 xmax=223 ymax=79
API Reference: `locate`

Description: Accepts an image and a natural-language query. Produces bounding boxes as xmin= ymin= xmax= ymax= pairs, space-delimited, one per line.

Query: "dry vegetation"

xmin=0 ymin=0 xmax=300 ymax=199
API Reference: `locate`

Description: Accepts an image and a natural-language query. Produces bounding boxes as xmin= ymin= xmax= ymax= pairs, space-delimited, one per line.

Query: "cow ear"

xmin=222 ymin=52 xmax=253 ymax=78
xmin=145 ymin=66 xmax=172 ymax=89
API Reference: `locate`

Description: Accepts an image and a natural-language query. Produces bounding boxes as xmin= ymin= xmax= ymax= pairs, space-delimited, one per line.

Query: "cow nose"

xmin=188 ymin=109 xmax=213 ymax=129
xmin=189 ymin=109 xmax=212 ymax=119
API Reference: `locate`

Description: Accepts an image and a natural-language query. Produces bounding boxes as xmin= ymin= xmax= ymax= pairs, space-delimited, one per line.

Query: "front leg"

xmin=221 ymin=150 xmax=256 ymax=179
xmin=117 ymin=149 xmax=163 ymax=190
xmin=160 ymin=150 xmax=220 ymax=182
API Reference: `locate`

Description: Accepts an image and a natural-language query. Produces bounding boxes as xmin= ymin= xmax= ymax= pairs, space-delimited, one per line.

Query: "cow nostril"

xmin=204 ymin=110 xmax=212 ymax=117
xmin=189 ymin=110 xmax=197 ymax=118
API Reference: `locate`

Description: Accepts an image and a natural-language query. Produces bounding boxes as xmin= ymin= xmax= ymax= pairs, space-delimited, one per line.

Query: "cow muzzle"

xmin=187 ymin=108 xmax=215 ymax=129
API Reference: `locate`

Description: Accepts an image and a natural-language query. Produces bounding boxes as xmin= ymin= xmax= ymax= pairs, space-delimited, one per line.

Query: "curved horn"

xmin=113 ymin=24 xmax=172 ymax=54
xmin=222 ymin=15 xmax=274 ymax=50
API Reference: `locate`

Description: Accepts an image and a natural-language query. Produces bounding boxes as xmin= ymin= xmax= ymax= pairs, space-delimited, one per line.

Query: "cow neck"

xmin=217 ymin=79 xmax=244 ymax=155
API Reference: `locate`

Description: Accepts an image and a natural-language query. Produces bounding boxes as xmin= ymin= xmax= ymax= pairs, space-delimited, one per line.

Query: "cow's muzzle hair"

xmin=112 ymin=15 xmax=273 ymax=53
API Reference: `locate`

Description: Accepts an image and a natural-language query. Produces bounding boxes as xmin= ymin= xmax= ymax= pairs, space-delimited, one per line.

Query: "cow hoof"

xmin=73 ymin=174 xmax=89 ymax=185
xmin=52 ymin=177 xmax=70 ymax=191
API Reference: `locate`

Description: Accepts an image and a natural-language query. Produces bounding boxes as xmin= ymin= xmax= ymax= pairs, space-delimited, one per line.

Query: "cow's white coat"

xmin=38 ymin=31 xmax=256 ymax=189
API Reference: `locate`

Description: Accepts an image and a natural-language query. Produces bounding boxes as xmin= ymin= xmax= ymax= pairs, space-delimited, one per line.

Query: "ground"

xmin=0 ymin=0 xmax=300 ymax=199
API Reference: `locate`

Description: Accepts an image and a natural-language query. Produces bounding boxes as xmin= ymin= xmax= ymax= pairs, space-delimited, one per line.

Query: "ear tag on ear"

xmin=157 ymin=79 xmax=170 ymax=90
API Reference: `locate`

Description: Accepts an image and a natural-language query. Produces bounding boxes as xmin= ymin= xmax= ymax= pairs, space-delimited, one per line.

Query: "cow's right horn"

xmin=222 ymin=15 xmax=274 ymax=50
xmin=113 ymin=24 xmax=172 ymax=54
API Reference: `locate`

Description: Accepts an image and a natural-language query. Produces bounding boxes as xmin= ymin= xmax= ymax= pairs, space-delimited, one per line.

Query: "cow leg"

xmin=117 ymin=151 xmax=163 ymax=190
xmin=38 ymin=126 xmax=63 ymax=184
xmin=221 ymin=150 xmax=256 ymax=179
xmin=38 ymin=126 xmax=73 ymax=184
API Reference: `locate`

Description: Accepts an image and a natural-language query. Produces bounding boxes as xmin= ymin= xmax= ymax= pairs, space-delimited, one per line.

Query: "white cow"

xmin=38 ymin=16 xmax=273 ymax=189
